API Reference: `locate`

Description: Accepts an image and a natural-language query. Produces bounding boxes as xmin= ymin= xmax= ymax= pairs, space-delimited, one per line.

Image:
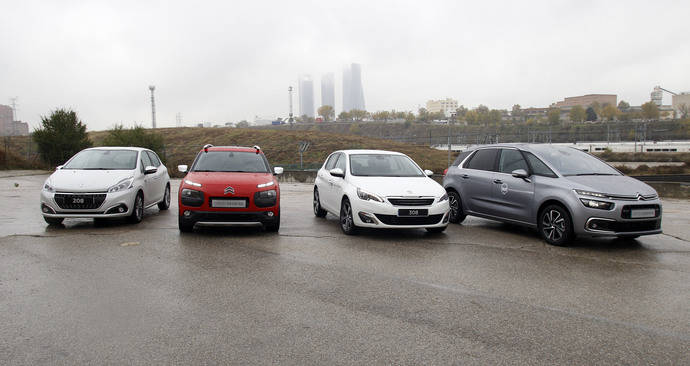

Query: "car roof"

xmin=204 ymin=146 xmax=261 ymax=153
xmin=465 ymin=143 xmax=583 ymax=152
xmin=86 ymin=146 xmax=149 ymax=152
xmin=337 ymin=149 xmax=405 ymax=155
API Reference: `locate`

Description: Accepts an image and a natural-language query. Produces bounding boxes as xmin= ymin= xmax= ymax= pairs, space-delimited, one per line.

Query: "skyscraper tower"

xmin=321 ymin=73 xmax=335 ymax=110
xmin=298 ymin=75 xmax=314 ymax=118
xmin=149 ymin=85 xmax=156 ymax=129
xmin=342 ymin=63 xmax=365 ymax=112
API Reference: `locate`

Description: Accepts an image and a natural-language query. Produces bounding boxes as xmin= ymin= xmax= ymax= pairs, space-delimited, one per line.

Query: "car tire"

xmin=158 ymin=184 xmax=171 ymax=210
xmin=128 ymin=192 xmax=144 ymax=224
xmin=339 ymin=197 xmax=358 ymax=235
xmin=447 ymin=190 xmax=466 ymax=224
xmin=426 ymin=226 xmax=447 ymax=234
xmin=265 ymin=212 xmax=280 ymax=232
xmin=43 ymin=217 xmax=64 ymax=226
xmin=538 ymin=204 xmax=573 ymax=246
xmin=178 ymin=216 xmax=194 ymax=233
xmin=313 ymin=187 xmax=327 ymax=218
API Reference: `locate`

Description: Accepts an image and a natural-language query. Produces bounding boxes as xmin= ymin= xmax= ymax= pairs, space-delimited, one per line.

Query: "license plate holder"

xmin=211 ymin=199 xmax=247 ymax=208
xmin=630 ymin=208 xmax=655 ymax=219
xmin=398 ymin=209 xmax=428 ymax=217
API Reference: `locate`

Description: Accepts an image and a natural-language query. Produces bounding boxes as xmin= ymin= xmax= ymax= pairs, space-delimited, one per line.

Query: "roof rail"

xmin=203 ymin=144 xmax=214 ymax=152
xmin=253 ymin=145 xmax=261 ymax=154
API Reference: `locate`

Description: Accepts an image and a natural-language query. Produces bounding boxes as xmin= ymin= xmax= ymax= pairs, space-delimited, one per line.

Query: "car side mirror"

xmin=55 ymin=165 xmax=63 ymax=170
xmin=329 ymin=168 xmax=345 ymax=178
xmin=424 ymin=169 xmax=433 ymax=176
xmin=274 ymin=167 xmax=284 ymax=175
xmin=511 ymin=169 xmax=529 ymax=179
xmin=178 ymin=165 xmax=188 ymax=173
xmin=144 ymin=166 xmax=158 ymax=175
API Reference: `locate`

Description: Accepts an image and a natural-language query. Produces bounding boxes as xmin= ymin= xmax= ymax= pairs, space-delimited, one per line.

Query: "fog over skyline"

xmin=1 ymin=0 xmax=689 ymax=130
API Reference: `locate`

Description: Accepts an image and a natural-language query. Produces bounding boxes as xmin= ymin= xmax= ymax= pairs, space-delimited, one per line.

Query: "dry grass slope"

xmin=91 ymin=127 xmax=455 ymax=175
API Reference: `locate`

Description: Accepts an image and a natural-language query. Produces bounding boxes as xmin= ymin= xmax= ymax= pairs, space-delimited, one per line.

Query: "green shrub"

xmin=102 ymin=125 xmax=166 ymax=162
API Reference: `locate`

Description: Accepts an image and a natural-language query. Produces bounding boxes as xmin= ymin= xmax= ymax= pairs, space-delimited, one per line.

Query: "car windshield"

xmin=63 ymin=150 xmax=138 ymax=170
xmin=192 ymin=151 xmax=270 ymax=173
xmin=349 ymin=154 xmax=424 ymax=177
xmin=530 ymin=145 xmax=620 ymax=176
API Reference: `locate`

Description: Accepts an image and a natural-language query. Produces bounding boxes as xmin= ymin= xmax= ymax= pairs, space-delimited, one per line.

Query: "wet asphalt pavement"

xmin=0 ymin=173 xmax=689 ymax=365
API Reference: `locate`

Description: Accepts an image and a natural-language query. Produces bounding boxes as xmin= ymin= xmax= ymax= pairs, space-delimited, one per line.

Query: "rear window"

xmin=465 ymin=149 xmax=498 ymax=171
xmin=452 ymin=150 xmax=472 ymax=167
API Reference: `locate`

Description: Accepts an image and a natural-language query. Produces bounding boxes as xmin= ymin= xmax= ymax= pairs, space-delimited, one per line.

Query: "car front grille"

xmin=54 ymin=194 xmax=107 ymax=210
xmin=374 ymin=214 xmax=443 ymax=225
xmin=387 ymin=198 xmax=435 ymax=206
xmin=588 ymin=218 xmax=660 ymax=233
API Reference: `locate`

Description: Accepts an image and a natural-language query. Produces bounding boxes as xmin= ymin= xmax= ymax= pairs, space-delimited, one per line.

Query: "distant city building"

xmin=342 ymin=63 xmax=365 ymax=112
xmin=320 ymin=73 xmax=335 ymax=110
xmin=0 ymin=104 xmax=29 ymax=136
xmin=651 ymin=86 xmax=664 ymax=106
xmin=298 ymin=74 xmax=315 ymax=117
xmin=672 ymin=92 xmax=690 ymax=118
xmin=426 ymin=98 xmax=458 ymax=116
xmin=550 ymin=94 xmax=617 ymax=109
xmin=520 ymin=107 xmax=550 ymax=119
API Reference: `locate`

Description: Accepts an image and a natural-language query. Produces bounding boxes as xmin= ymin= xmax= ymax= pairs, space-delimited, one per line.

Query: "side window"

xmin=524 ymin=152 xmax=557 ymax=178
xmin=140 ymin=151 xmax=153 ymax=171
xmin=452 ymin=150 xmax=472 ymax=167
xmin=335 ymin=154 xmax=346 ymax=172
xmin=146 ymin=151 xmax=161 ymax=167
xmin=324 ymin=153 xmax=339 ymax=170
xmin=498 ymin=149 xmax=529 ymax=174
xmin=465 ymin=149 xmax=498 ymax=172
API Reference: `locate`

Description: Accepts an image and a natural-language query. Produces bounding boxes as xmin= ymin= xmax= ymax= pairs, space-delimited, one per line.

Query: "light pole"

xmin=448 ymin=112 xmax=456 ymax=167
xmin=149 ymin=85 xmax=156 ymax=129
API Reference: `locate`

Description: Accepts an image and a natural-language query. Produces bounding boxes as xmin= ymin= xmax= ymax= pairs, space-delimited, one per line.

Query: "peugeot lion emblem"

xmin=224 ymin=186 xmax=235 ymax=195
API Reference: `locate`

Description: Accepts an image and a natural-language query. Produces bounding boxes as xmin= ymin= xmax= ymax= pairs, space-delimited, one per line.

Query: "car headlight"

xmin=574 ymin=189 xmax=607 ymax=198
xmin=43 ymin=182 xmax=55 ymax=193
xmin=257 ymin=181 xmax=274 ymax=188
xmin=184 ymin=179 xmax=202 ymax=187
xmin=257 ymin=189 xmax=277 ymax=199
xmin=356 ymin=188 xmax=383 ymax=203
xmin=438 ymin=193 xmax=448 ymax=202
xmin=580 ymin=198 xmax=614 ymax=210
xmin=108 ymin=177 xmax=133 ymax=193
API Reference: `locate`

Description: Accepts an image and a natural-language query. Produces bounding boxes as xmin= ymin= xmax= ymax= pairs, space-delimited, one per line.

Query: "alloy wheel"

xmin=542 ymin=209 xmax=565 ymax=242
xmin=340 ymin=201 xmax=353 ymax=232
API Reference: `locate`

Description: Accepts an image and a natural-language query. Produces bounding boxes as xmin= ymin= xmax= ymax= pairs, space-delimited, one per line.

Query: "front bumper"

xmin=40 ymin=189 xmax=136 ymax=219
xmin=572 ymin=198 xmax=663 ymax=237
xmin=351 ymin=198 xmax=450 ymax=229
xmin=179 ymin=210 xmax=279 ymax=228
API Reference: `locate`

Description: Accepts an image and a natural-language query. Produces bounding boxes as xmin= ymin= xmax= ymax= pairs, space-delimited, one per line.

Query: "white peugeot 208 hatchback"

xmin=40 ymin=147 xmax=171 ymax=225
xmin=313 ymin=150 xmax=450 ymax=234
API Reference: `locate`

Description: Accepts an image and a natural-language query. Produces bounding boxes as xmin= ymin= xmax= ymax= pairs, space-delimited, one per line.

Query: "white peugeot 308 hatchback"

xmin=313 ymin=150 xmax=450 ymax=234
xmin=40 ymin=147 xmax=171 ymax=225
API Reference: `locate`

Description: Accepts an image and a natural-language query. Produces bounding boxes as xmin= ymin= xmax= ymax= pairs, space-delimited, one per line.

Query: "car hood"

xmin=348 ymin=176 xmax=445 ymax=198
xmin=562 ymin=175 xmax=657 ymax=197
xmin=184 ymin=172 xmax=276 ymax=196
xmin=48 ymin=169 xmax=135 ymax=192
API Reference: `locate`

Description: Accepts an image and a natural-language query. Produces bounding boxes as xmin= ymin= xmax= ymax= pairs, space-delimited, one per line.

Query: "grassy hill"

xmin=90 ymin=127 xmax=456 ymax=176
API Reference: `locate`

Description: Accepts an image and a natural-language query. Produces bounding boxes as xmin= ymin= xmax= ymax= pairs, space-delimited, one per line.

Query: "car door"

xmin=329 ymin=153 xmax=348 ymax=209
xmin=316 ymin=153 xmax=340 ymax=213
xmin=459 ymin=148 xmax=499 ymax=214
xmin=145 ymin=151 xmax=165 ymax=202
xmin=491 ymin=149 xmax=535 ymax=223
xmin=140 ymin=151 xmax=156 ymax=205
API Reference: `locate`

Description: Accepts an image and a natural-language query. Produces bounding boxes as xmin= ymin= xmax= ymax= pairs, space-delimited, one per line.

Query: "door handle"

xmin=461 ymin=174 xmax=469 ymax=179
xmin=493 ymin=179 xmax=503 ymax=184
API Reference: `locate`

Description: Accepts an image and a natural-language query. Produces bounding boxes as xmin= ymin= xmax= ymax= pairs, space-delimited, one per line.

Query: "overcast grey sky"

xmin=1 ymin=0 xmax=689 ymax=130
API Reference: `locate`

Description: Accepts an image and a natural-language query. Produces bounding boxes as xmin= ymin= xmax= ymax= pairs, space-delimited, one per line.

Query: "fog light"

xmin=118 ymin=206 xmax=125 ymax=213
xmin=184 ymin=210 xmax=192 ymax=217
xmin=42 ymin=206 xmax=49 ymax=213
xmin=442 ymin=212 xmax=449 ymax=223
xmin=267 ymin=211 xmax=274 ymax=217
xmin=41 ymin=204 xmax=55 ymax=214
xmin=358 ymin=212 xmax=377 ymax=224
